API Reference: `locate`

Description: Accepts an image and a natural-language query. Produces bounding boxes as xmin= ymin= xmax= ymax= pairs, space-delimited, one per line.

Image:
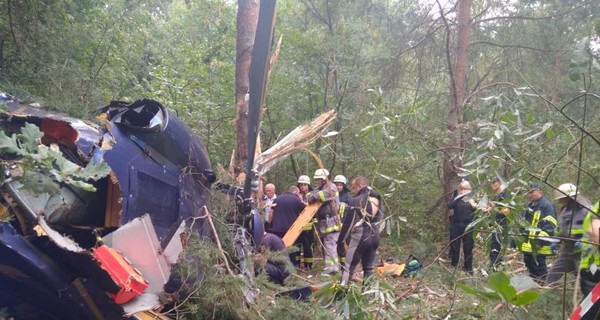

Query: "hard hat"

xmin=297 ymin=175 xmax=310 ymax=185
xmin=333 ymin=175 xmax=347 ymax=184
xmin=313 ymin=168 xmax=330 ymax=180
xmin=554 ymin=183 xmax=579 ymax=200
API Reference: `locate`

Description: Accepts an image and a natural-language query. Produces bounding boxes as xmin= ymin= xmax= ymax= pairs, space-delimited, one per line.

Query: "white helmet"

xmin=333 ymin=175 xmax=347 ymax=184
xmin=554 ymin=183 xmax=579 ymax=200
xmin=313 ymin=168 xmax=330 ymax=180
xmin=297 ymin=175 xmax=310 ymax=185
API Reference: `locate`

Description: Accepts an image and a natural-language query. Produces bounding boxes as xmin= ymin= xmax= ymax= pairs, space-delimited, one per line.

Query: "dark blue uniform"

xmin=490 ymin=189 xmax=509 ymax=268
xmin=448 ymin=195 xmax=476 ymax=273
xmin=257 ymin=233 xmax=290 ymax=285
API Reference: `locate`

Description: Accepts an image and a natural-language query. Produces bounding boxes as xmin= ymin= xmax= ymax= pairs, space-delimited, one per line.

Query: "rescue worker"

xmin=334 ymin=174 xmax=351 ymax=267
xmin=297 ymin=175 xmax=312 ymax=201
xmin=334 ymin=175 xmax=353 ymax=205
xmin=337 ymin=201 xmax=348 ymax=267
xmin=339 ymin=176 xmax=384 ymax=286
xmin=546 ymin=183 xmax=591 ymax=284
xmin=580 ymin=201 xmax=600 ymax=294
xmin=254 ymin=232 xmax=291 ymax=285
xmin=489 ymin=177 xmax=510 ymax=270
xmin=447 ymin=180 xmax=477 ymax=275
xmin=577 ymin=201 xmax=600 ymax=319
xmin=517 ymin=183 xmax=557 ymax=282
xmin=270 ymin=186 xmax=306 ymax=267
xmin=307 ymin=168 xmax=341 ymax=276
xmin=296 ymin=175 xmax=315 ymax=271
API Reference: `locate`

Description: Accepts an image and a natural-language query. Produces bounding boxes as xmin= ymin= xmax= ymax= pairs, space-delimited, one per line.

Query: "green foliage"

xmin=312 ymin=279 xmax=399 ymax=320
xmin=459 ymin=272 xmax=539 ymax=307
xmin=0 ymin=122 xmax=110 ymax=193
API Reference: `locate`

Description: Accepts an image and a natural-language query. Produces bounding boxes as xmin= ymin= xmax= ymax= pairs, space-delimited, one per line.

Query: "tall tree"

xmin=235 ymin=0 xmax=259 ymax=175
xmin=443 ymin=0 xmax=472 ymax=229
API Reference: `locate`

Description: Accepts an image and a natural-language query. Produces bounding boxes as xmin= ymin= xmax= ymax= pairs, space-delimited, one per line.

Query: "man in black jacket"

xmin=338 ymin=176 xmax=384 ymax=286
xmin=447 ymin=180 xmax=477 ymax=274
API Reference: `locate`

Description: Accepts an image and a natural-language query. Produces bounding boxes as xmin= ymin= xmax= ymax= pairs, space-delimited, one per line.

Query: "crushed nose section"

xmin=97 ymin=98 xmax=215 ymax=241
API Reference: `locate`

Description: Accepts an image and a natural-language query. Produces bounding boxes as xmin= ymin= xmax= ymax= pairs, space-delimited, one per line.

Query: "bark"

xmin=443 ymin=0 xmax=472 ymax=230
xmin=235 ymin=0 xmax=259 ymax=174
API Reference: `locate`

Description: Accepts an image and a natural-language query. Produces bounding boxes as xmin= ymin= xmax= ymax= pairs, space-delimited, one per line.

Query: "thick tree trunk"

xmin=235 ymin=0 xmax=259 ymax=175
xmin=443 ymin=0 xmax=472 ymax=230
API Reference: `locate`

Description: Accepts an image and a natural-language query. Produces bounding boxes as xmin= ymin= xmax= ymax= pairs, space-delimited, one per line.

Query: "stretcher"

xmin=282 ymin=202 xmax=321 ymax=247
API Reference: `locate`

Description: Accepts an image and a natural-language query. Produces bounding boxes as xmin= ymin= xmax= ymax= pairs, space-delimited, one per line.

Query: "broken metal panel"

xmin=121 ymin=293 xmax=161 ymax=317
xmin=103 ymin=214 xmax=171 ymax=295
xmin=162 ymin=219 xmax=186 ymax=265
xmin=5 ymin=180 xmax=106 ymax=230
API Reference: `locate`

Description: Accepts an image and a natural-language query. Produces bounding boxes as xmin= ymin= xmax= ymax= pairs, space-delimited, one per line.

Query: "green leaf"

xmin=77 ymin=160 xmax=111 ymax=181
xmin=19 ymin=123 xmax=44 ymax=153
xmin=458 ymin=283 xmax=500 ymax=300
xmin=511 ymin=290 xmax=539 ymax=306
xmin=0 ymin=131 xmax=23 ymax=155
xmin=20 ymin=172 xmax=61 ymax=195
xmin=488 ymin=272 xmax=517 ymax=302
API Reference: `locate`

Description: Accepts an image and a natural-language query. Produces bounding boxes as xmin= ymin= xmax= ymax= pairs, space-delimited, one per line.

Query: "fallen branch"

xmin=203 ymin=206 xmax=234 ymax=275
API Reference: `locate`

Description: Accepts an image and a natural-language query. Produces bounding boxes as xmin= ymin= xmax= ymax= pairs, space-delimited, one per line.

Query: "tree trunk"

xmin=235 ymin=0 xmax=259 ymax=175
xmin=443 ymin=0 xmax=472 ymax=230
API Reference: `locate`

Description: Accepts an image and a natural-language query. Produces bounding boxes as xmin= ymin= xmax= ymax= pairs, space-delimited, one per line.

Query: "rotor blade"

xmin=244 ymin=0 xmax=278 ymax=198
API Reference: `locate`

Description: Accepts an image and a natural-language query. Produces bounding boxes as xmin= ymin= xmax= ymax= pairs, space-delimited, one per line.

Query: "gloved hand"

xmin=574 ymin=240 xmax=583 ymax=250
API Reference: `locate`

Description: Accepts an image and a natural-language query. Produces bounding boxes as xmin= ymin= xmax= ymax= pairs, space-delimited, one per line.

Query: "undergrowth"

xmin=163 ymin=196 xmax=579 ymax=319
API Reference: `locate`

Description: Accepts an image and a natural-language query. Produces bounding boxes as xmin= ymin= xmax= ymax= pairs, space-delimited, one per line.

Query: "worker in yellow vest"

xmin=579 ymin=201 xmax=600 ymax=295
xmin=546 ymin=183 xmax=590 ymax=284
xmin=295 ymin=175 xmax=315 ymax=271
xmin=517 ymin=183 xmax=557 ymax=282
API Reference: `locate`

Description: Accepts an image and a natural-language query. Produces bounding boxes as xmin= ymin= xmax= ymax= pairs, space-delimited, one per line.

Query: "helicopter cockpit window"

xmin=101 ymin=99 xmax=168 ymax=133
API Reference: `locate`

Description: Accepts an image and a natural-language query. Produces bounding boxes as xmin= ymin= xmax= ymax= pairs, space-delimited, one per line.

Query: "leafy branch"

xmin=0 ymin=122 xmax=110 ymax=194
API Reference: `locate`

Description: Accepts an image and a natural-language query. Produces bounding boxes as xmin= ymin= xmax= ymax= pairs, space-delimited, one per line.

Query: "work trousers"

xmin=449 ymin=220 xmax=474 ymax=272
xmin=523 ymin=253 xmax=547 ymax=281
xmin=546 ymin=247 xmax=581 ymax=284
xmin=337 ymin=238 xmax=347 ymax=267
xmin=320 ymin=231 xmax=340 ymax=272
xmin=295 ymin=230 xmax=314 ymax=269
xmin=341 ymin=227 xmax=379 ymax=286
xmin=263 ymin=262 xmax=290 ymax=285
xmin=490 ymin=232 xmax=502 ymax=268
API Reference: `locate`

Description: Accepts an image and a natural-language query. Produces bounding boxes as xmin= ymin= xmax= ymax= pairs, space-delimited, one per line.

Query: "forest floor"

xmin=247 ymin=238 xmax=581 ymax=320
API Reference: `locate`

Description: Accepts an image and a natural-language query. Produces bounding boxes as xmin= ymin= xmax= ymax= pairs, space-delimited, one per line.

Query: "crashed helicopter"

xmin=0 ymin=1 xmax=340 ymax=318
xmin=0 ymin=93 xmax=218 ymax=319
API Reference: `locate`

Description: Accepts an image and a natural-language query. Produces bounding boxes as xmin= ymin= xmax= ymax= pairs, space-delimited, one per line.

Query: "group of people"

xmin=256 ymin=169 xmax=385 ymax=286
xmin=448 ymin=178 xmax=600 ymax=300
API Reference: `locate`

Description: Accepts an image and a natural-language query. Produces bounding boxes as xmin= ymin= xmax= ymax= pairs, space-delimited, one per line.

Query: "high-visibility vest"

xmin=518 ymin=210 xmax=558 ymax=255
xmin=303 ymin=218 xmax=316 ymax=231
xmin=580 ymin=202 xmax=600 ymax=270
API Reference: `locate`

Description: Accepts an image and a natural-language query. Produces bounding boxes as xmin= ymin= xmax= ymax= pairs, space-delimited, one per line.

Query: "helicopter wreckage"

xmin=0 ymin=92 xmax=217 ymax=319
